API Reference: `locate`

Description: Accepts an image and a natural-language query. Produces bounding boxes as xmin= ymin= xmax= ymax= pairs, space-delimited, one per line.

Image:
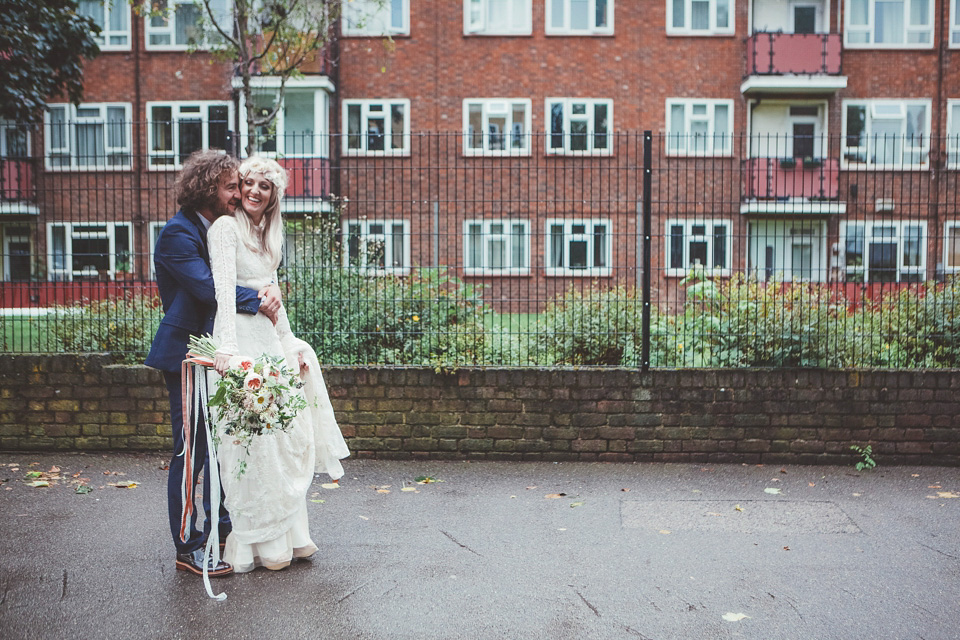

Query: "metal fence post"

xmin=642 ymin=130 xmax=652 ymax=372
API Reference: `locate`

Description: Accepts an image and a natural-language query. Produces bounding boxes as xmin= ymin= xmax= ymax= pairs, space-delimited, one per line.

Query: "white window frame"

xmin=952 ymin=0 xmax=960 ymax=47
xmin=944 ymin=220 xmax=960 ymax=274
xmin=545 ymin=0 xmax=614 ymax=35
xmin=841 ymin=99 xmax=931 ymax=170
xmin=342 ymin=0 xmax=409 ymax=36
xmin=0 ymin=121 xmax=31 ymax=158
xmin=545 ymin=98 xmax=613 ymax=156
xmin=666 ymin=0 xmax=735 ymax=36
xmin=665 ymin=218 xmax=732 ymax=277
xmin=665 ymin=99 xmax=733 ymax=157
xmin=148 ymin=221 xmax=166 ymax=280
xmin=463 ymin=99 xmax=532 ymax=157
xmin=342 ymin=219 xmax=411 ymax=275
xmin=463 ymin=219 xmax=531 ymax=275
xmin=46 ymin=222 xmax=134 ymax=281
xmin=948 ymin=100 xmax=960 ymax=170
xmin=43 ymin=103 xmax=133 ymax=171
xmin=342 ymin=99 xmax=411 ymax=157
xmin=79 ymin=0 xmax=131 ymax=51
xmin=844 ymin=0 xmax=934 ymax=49
xmin=464 ymin=0 xmax=532 ymax=35
xmin=747 ymin=220 xmax=827 ymax=283
xmin=2 ymin=226 xmax=32 ymax=282
xmin=544 ymin=218 xmax=612 ymax=277
xmin=145 ymin=0 xmax=231 ymax=51
xmin=839 ymin=219 xmax=927 ymax=283
xmin=146 ymin=101 xmax=233 ymax=170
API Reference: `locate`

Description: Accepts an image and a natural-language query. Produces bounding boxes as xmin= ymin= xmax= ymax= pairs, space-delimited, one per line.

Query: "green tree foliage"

xmin=0 ymin=0 xmax=100 ymax=123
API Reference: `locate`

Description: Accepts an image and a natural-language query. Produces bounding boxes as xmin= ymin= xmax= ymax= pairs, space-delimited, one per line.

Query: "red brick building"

xmin=2 ymin=0 xmax=959 ymax=312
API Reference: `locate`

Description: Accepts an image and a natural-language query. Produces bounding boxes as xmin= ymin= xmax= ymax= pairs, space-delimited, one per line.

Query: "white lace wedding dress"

xmin=207 ymin=214 xmax=349 ymax=573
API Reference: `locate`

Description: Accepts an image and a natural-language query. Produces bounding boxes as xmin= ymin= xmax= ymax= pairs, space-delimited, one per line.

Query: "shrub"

xmin=42 ymin=291 xmax=161 ymax=363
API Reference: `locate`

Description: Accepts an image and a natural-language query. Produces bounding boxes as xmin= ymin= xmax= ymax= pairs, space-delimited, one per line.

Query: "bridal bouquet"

xmin=187 ymin=335 xmax=307 ymax=475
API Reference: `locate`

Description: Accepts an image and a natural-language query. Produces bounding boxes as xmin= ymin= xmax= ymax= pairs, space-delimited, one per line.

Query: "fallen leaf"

xmin=570 ymin=501 xmax=585 ymax=508
xmin=928 ymin=485 xmax=942 ymax=489
xmin=376 ymin=489 xmax=391 ymax=494
xmin=691 ymin=489 xmax=702 ymax=493
xmin=109 ymin=481 xmax=138 ymax=488
xmin=309 ymin=499 xmax=325 ymax=503
xmin=764 ymin=488 xmax=782 ymax=495
xmin=852 ymin=493 xmax=862 ymax=497
xmin=780 ymin=468 xmax=787 ymax=474
xmin=621 ymin=488 xmax=631 ymax=492
xmin=659 ymin=530 xmax=671 ymax=535
xmin=401 ymin=487 xmax=418 ymax=493
xmin=911 ymin=474 xmax=920 ymax=477
xmin=722 ymin=613 xmax=750 ymax=622
xmin=415 ymin=476 xmax=442 ymax=484
xmin=526 ymin=486 xmax=538 ymax=490
xmin=734 ymin=504 xmax=744 ymax=512
xmin=159 ymin=463 xmax=170 ymax=471
xmin=320 ymin=483 xmax=340 ymax=490
xmin=545 ymin=493 xmax=567 ymax=499
xmin=558 ymin=528 xmax=567 ymax=531
xmin=936 ymin=491 xmax=959 ymax=499
xmin=26 ymin=480 xmax=50 ymax=488
xmin=25 ymin=471 xmax=43 ymax=479
xmin=75 ymin=485 xmax=92 ymax=495
xmin=809 ymin=483 xmax=816 ymax=487
xmin=48 ymin=465 xmax=60 ymax=474
xmin=783 ymin=546 xmax=791 ymax=551
xmin=358 ymin=515 xmax=369 ymax=520
xmin=706 ymin=512 xmax=723 ymax=517
xmin=10 ymin=467 xmax=19 ymax=472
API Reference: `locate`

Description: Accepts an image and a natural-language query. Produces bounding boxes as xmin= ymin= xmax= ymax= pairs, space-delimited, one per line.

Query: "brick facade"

xmin=3 ymin=355 xmax=958 ymax=465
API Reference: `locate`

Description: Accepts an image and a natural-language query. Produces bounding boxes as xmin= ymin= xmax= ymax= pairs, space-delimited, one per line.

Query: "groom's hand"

xmin=258 ymin=283 xmax=282 ymax=324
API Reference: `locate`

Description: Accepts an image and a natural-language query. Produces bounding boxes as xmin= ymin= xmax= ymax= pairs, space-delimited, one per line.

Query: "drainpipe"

xmin=931 ymin=0 xmax=946 ymax=280
xmin=133 ymin=11 xmax=144 ymax=278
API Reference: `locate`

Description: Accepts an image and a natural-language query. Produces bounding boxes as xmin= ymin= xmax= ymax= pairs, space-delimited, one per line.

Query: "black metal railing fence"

xmin=1 ymin=126 xmax=959 ymax=368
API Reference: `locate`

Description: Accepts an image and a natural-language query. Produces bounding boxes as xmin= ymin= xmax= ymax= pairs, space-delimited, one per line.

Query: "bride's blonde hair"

xmin=236 ymin=156 xmax=289 ymax=271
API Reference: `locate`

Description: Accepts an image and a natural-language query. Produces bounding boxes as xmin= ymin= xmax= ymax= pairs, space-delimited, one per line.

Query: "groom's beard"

xmin=214 ymin=199 xmax=238 ymax=219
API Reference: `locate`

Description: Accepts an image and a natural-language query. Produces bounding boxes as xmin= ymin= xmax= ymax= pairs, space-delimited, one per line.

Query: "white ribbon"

xmin=196 ymin=364 xmax=227 ymax=601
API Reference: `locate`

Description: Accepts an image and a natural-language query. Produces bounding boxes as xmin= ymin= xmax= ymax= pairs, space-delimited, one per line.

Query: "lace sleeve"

xmin=207 ymin=217 xmax=240 ymax=356
xmin=272 ymin=270 xmax=294 ymax=342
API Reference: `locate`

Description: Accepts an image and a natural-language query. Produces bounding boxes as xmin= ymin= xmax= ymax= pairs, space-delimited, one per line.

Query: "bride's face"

xmin=240 ymin=171 xmax=274 ymax=221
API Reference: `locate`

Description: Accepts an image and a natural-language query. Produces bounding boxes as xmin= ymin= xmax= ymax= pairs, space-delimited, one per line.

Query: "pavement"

xmin=0 ymin=452 xmax=958 ymax=640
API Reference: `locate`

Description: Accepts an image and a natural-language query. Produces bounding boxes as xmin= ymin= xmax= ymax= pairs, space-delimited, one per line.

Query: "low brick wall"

xmin=2 ymin=355 xmax=959 ymax=465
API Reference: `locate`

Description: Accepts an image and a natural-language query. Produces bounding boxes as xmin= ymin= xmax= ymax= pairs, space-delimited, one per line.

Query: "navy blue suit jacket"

xmin=145 ymin=209 xmax=260 ymax=373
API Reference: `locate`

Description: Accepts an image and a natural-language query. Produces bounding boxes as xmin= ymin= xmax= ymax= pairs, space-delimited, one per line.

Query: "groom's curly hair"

xmin=175 ymin=150 xmax=240 ymax=214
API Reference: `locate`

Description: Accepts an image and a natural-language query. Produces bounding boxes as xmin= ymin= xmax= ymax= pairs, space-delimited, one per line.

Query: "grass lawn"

xmin=1 ymin=315 xmax=45 ymax=352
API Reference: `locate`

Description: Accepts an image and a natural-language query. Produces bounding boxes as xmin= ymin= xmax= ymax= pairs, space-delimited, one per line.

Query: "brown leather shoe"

xmin=175 ymin=549 xmax=233 ymax=577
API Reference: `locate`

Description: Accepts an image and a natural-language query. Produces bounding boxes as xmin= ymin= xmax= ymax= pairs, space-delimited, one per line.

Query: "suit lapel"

xmin=182 ymin=210 xmax=211 ymax=260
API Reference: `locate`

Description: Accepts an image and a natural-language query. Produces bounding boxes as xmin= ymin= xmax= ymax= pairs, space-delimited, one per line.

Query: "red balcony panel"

xmin=278 ymin=157 xmax=330 ymax=199
xmin=0 ymin=159 xmax=35 ymax=201
xmin=746 ymin=33 xmax=842 ymax=76
xmin=1 ymin=281 xmax=159 ymax=308
xmin=744 ymin=157 xmax=840 ymax=201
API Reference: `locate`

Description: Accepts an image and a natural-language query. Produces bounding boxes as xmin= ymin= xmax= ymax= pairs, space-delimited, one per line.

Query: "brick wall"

xmin=2 ymin=355 xmax=959 ymax=465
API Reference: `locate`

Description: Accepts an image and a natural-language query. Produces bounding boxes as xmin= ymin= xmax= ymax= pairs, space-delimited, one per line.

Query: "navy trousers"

xmin=164 ymin=370 xmax=230 ymax=555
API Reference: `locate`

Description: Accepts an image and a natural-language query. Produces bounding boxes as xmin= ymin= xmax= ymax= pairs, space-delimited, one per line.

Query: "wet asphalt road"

xmin=1 ymin=452 xmax=958 ymax=640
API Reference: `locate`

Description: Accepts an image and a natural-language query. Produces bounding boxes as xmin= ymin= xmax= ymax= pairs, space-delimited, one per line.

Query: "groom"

xmin=146 ymin=150 xmax=281 ymax=577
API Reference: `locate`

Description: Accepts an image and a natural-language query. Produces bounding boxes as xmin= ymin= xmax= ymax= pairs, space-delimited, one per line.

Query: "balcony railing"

xmin=746 ymin=32 xmax=842 ymax=76
xmin=743 ymin=156 xmax=840 ymax=201
xmin=278 ymin=157 xmax=331 ymax=199
xmin=0 ymin=158 xmax=36 ymax=202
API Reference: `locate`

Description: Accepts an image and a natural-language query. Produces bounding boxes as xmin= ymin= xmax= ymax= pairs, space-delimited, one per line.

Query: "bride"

xmin=207 ymin=155 xmax=349 ymax=573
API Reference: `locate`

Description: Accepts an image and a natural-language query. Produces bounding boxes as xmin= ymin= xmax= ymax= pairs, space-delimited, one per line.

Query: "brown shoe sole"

xmin=175 ymin=558 xmax=233 ymax=578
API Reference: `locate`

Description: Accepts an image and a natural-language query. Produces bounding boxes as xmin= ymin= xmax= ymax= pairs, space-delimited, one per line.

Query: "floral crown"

xmin=238 ymin=156 xmax=289 ymax=201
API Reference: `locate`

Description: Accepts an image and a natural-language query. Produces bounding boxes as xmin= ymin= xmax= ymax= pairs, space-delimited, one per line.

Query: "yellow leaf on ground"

xmin=321 ymin=483 xmax=339 ymax=489
xmin=401 ymin=487 xmax=418 ymax=492
xmin=659 ymin=530 xmax=671 ymax=534
xmin=545 ymin=493 xmax=567 ymax=499
xmin=376 ymin=489 xmax=391 ymax=494
xmin=722 ymin=613 xmax=750 ymax=622
xmin=936 ymin=491 xmax=959 ymax=499
xmin=26 ymin=480 xmax=50 ymax=488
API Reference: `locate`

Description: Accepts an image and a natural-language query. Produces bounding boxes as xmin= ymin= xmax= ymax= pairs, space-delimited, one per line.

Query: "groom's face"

xmin=213 ymin=170 xmax=240 ymax=218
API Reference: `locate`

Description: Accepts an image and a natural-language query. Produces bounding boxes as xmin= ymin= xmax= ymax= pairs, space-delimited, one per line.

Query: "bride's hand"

xmin=213 ymin=352 xmax=233 ymax=376
xmin=297 ymin=351 xmax=309 ymax=378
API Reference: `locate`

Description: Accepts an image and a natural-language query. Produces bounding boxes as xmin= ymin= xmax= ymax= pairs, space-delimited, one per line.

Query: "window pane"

xmin=107 ymin=107 xmax=126 ymax=148
xmin=691 ymin=0 xmax=709 ymax=29
xmin=76 ymin=122 xmax=104 ymax=165
xmin=845 ymin=226 xmax=864 ymax=267
xmin=716 ymin=0 xmax=730 ymax=28
xmin=669 ymin=225 xmax=684 ymax=269
xmin=672 ymin=0 xmax=685 ymax=28
xmin=347 ymin=104 xmax=362 ymax=149
xmin=489 ymin=238 xmax=506 ymax=269
xmin=511 ymin=104 xmax=527 ymax=149
xmin=570 ymin=120 xmax=588 ymax=151
xmin=850 ymin=0 xmax=868 ymax=25
xmin=594 ymin=104 xmax=608 ymax=149
xmin=593 ymin=224 xmax=606 ymax=267
xmin=551 ymin=0 xmax=565 ymax=28
xmin=79 ymin=0 xmax=105 ymax=30
xmin=390 ymin=104 xmax=405 ymax=150
xmin=110 ymin=1 xmax=128 ymax=31
xmin=689 ymin=240 xmax=707 ymax=267
xmin=596 ymin=0 xmax=608 ymax=27
xmin=468 ymin=104 xmax=483 ymax=149
xmin=569 ymin=239 xmax=587 ymax=268
xmin=570 ymin=0 xmax=588 ymax=29
xmin=550 ymin=224 xmax=564 ymax=267
xmin=903 ymin=225 xmax=922 ymax=267
xmin=488 ymin=114 xmax=506 ymax=150
xmin=947 ymin=227 xmax=960 ymax=268
xmin=367 ymin=117 xmax=385 ymax=151
xmin=52 ymin=226 xmax=67 ymax=271
xmin=713 ymin=225 xmax=727 ymax=268
xmin=390 ymin=0 xmax=404 ymax=29
xmin=467 ymin=224 xmax=482 ymax=268
xmin=910 ymin=0 xmax=929 ymax=25
xmin=391 ymin=224 xmax=404 ymax=267
xmin=511 ymin=223 xmax=526 ymax=267
xmin=714 ymin=104 xmax=729 ymax=151
xmin=875 ymin=1 xmax=905 ymax=43
xmin=208 ymin=105 xmax=228 ymax=150
xmin=151 ymin=107 xmax=173 ymax=152
xmin=285 ymin=92 xmax=315 ymax=155
xmin=179 ymin=118 xmax=202 ymax=163
xmin=550 ymin=103 xmax=564 ymax=149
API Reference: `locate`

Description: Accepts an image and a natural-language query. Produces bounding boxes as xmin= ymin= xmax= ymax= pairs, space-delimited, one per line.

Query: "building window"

xmin=2 ymin=226 xmax=32 ymax=282
xmin=463 ymin=99 xmax=531 ymax=156
xmin=546 ymin=98 xmax=612 ymax=155
xmin=841 ymin=220 xmax=926 ymax=283
xmin=78 ymin=0 xmax=130 ymax=50
xmin=944 ymin=221 xmax=960 ymax=274
xmin=747 ymin=220 xmax=826 ymax=282
xmin=343 ymin=219 xmax=410 ymax=274
xmin=546 ymin=0 xmax=613 ymax=35
xmin=149 ymin=221 xmax=166 ymax=280
xmin=545 ymin=218 xmax=612 ymax=276
xmin=464 ymin=219 xmax=530 ymax=275
xmin=667 ymin=0 xmax=734 ymax=35
xmin=343 ymin=100 xmax=410 ymax=156
xmin=147 ymin=102 xmax=231 ymax=169
xmin=948 ymin=100 xmax=960 ymax=170
xmin=0 ymin=121 xmax=29 ymax=158
xmin=952 ymin=0 xmax=960 ymax=47
xmin=842 ymin=100 xmax=930 ymax=168
xmin=666 ymin=219 xmax=731 ymax=277
xmin=47 ymin=222 xmax=132 ymax=281
xmin=44 ymin=103 xmax=132 ymax=170
xmin=844 ymin=0 xmax=933 ymax=48
xmin=146 ymin=0 xmax=230 ymax=49
xmin=239 ymin=84 xmax=330 ymax=158
xmin=343 ymin=0 xmax=409 ymax=36
xmin=666 ymin=99 xmax=733 ymax=156
xmin=465 ymin=0 xmax=531 ymax=34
